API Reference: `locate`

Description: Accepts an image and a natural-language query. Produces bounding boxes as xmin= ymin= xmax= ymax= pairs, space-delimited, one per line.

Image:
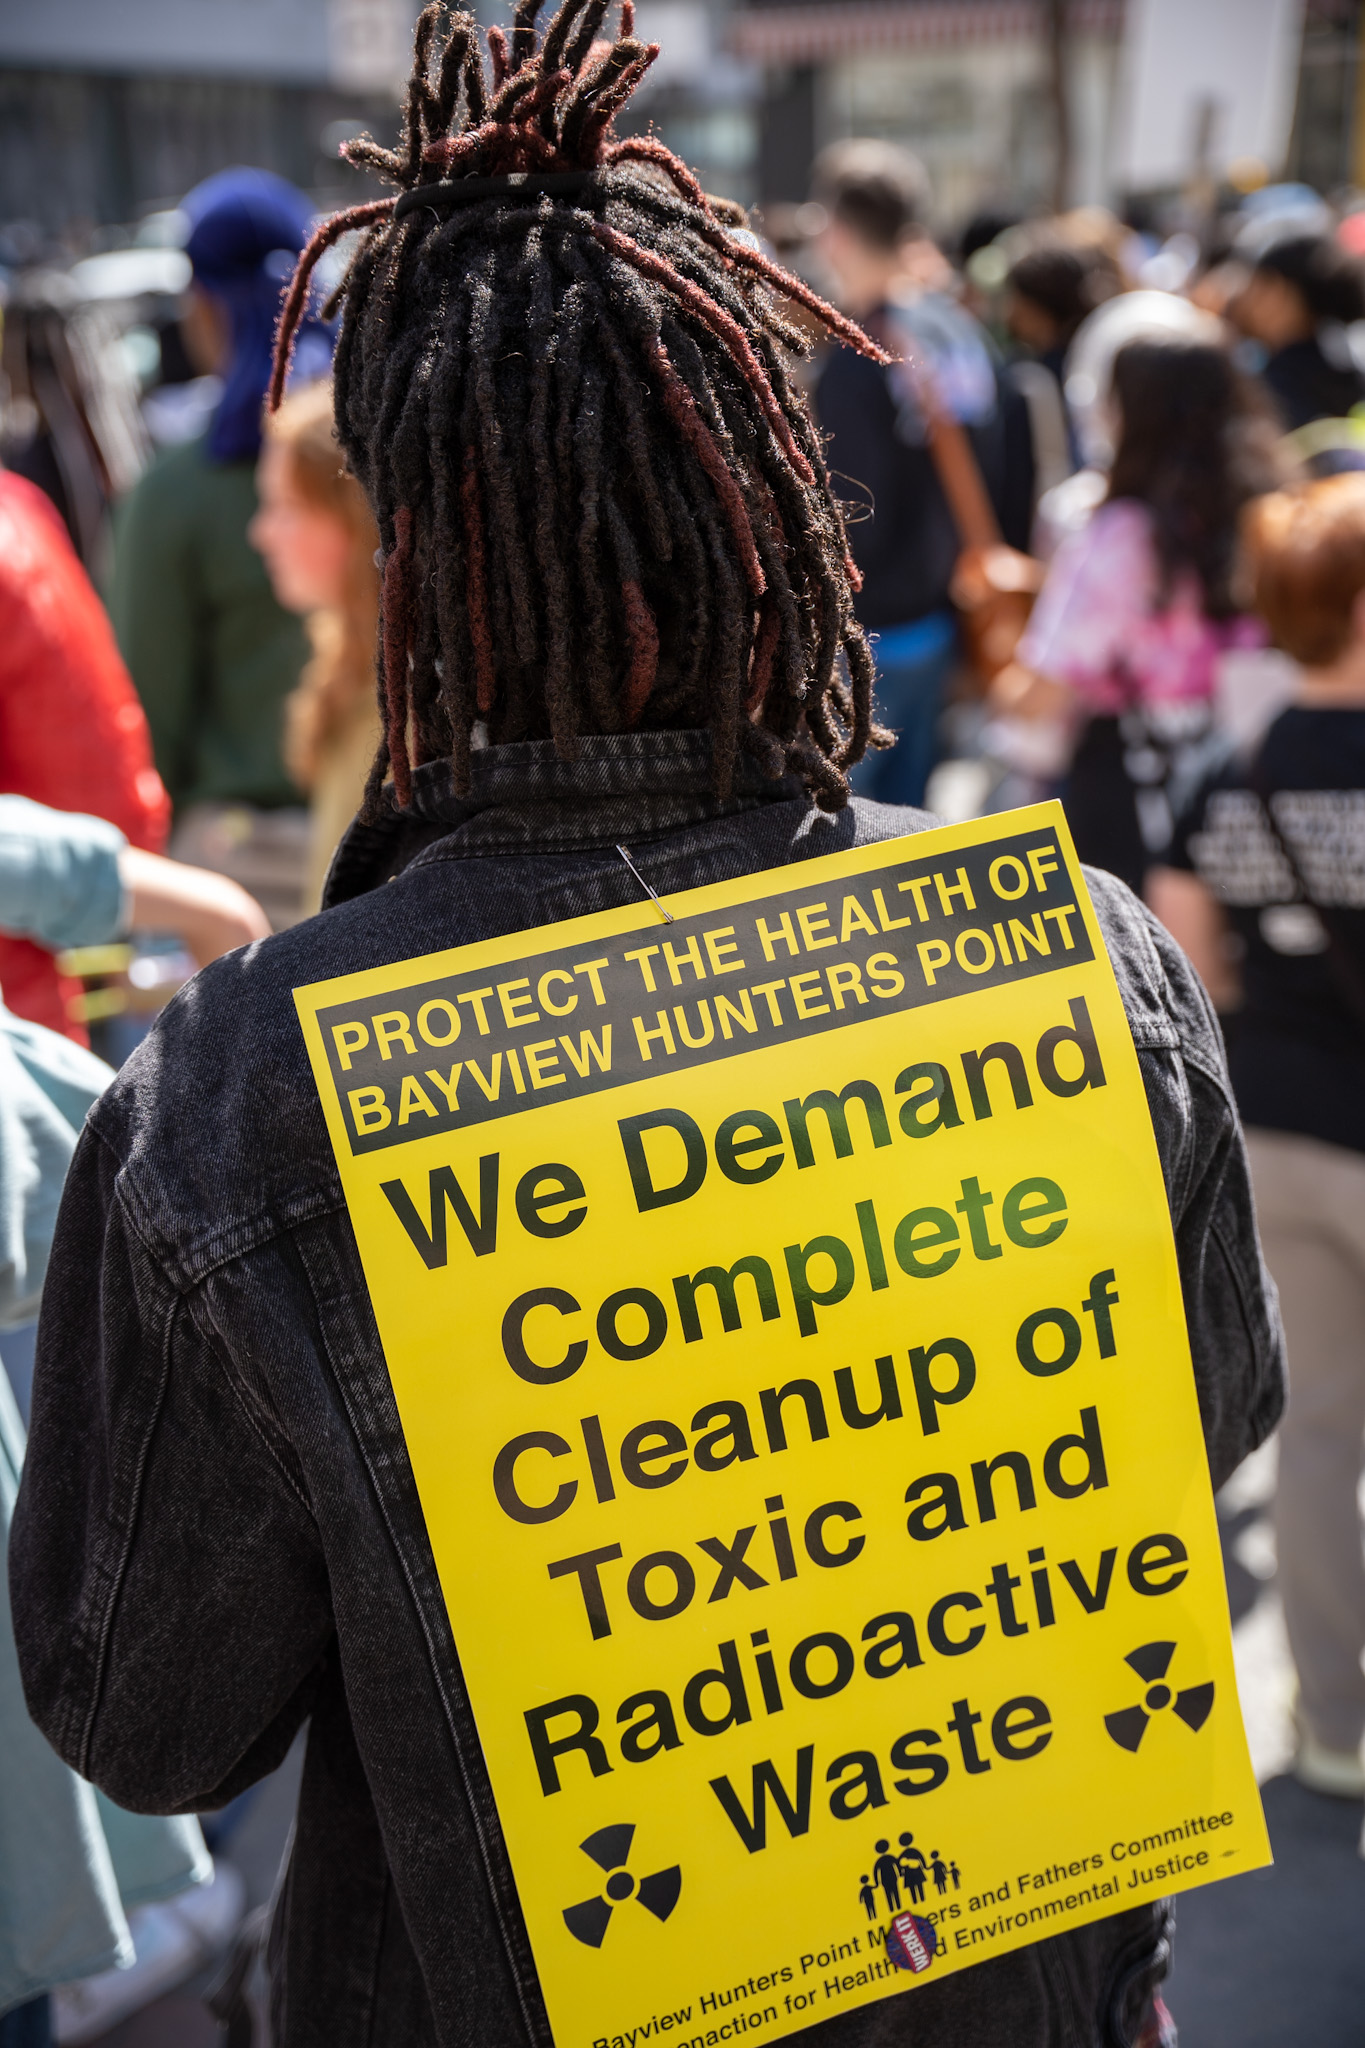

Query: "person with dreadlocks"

xmin=11 ymin=8 xmax=1280 ymax=2045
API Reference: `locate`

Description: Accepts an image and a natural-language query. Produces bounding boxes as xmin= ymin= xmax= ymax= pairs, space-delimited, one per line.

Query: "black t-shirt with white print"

xmin=1168 ymin=705 xmax=1365 ymax=1156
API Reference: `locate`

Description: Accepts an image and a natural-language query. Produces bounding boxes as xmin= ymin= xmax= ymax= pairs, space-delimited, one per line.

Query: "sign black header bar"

xmin=319 ymin=827 xmax=1092 ymax=1154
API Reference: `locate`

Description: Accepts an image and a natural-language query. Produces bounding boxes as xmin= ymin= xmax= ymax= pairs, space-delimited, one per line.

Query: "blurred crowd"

xmin=0 ymin=93 xmax=1363 ymax=2048
xmin=793 ymin=139 xmax=1365 ymax=1840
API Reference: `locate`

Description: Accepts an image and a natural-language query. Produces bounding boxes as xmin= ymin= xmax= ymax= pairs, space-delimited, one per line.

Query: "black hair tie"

xmin=393 ymin=170 xmax=605 ymax=220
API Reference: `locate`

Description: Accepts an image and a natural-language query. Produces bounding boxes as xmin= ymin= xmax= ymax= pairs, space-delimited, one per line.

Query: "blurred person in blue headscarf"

xmin=111 ymin=169 xmax=334 ymax=928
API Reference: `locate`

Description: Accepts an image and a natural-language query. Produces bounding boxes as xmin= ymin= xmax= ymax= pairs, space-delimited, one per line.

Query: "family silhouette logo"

xmin=857 ymin=1833 xmax=961 ymax=1920
xmin=1104 ymin=1642 xmax=1215 ymax=1753
xmin=561 ymin=1824 xmax=682 ymax=1949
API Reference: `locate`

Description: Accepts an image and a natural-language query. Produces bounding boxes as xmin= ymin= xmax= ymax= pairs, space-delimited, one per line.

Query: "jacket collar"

xmin=324 ymin=730 xmax=803 ymax=906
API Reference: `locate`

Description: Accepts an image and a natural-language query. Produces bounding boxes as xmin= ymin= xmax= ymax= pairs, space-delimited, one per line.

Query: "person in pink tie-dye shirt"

xmin=994 ymin=334 xmax=1283 ymax=891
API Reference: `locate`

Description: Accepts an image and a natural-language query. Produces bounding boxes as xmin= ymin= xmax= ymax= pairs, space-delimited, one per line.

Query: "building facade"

xmin=0 ymin=0 xmax=1351 ymax=247
xmin=0 ymin=0 xmax=416 ymax=239
xmin=733 ymin=0 xmax=1123 ymax=221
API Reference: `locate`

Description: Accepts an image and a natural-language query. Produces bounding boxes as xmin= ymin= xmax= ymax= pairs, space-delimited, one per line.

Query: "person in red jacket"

xmin=0 ymin=472 xmax=170 ymax=1039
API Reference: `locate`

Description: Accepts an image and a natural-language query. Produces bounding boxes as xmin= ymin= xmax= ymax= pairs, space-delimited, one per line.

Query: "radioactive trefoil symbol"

xmin=1104 ymin=1641 xmax=1215 ymax=1752
xmin=562 ymin=1825 xmax=682 ymax=1948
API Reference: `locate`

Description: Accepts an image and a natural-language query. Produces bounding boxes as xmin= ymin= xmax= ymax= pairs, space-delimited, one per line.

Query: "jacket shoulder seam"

xmin=182 ymin=1289 xmax=314 ymax=1517
xmin=105 ymin=1141 xmax=348 ymax=1293
xmin=72 ymin=1227 xmax=180 ymax=1777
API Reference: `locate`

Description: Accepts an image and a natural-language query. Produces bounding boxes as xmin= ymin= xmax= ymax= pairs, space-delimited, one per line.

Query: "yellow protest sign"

xmin=295 ymin=802 xmax=1268 ymax=2048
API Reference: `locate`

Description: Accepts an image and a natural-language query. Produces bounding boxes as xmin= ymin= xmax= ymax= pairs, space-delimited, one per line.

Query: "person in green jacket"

xmin=112 ymin=168 xmax=333 ymax=928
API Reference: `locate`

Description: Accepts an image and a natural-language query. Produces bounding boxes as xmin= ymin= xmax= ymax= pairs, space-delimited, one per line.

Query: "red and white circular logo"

xmin=887 ymin=1911 xmax=938 ymax=1974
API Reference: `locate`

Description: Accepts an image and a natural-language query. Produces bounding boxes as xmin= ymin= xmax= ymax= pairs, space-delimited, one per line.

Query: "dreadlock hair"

xmin=272 ymin=0 xmax=891 ymax=815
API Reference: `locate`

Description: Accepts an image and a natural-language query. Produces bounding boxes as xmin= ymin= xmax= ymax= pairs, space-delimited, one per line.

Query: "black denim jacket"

xmin=11 ymin=734 xmax=1284 ymax=2048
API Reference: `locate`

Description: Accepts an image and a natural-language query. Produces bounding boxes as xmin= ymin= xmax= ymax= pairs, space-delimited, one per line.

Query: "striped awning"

xmin=729 ymin=0 xmax=1124 ymax=64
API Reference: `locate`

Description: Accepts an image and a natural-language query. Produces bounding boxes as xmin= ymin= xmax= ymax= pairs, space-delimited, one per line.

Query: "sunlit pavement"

xmin=1166 ymin=1442 xmax=1365 ymax=2047
xmin=87 ymin=1446 xmax=1364 ymax=2045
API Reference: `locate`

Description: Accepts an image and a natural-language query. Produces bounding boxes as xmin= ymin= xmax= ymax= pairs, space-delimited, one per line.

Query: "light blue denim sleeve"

xmin=0 ymin=1371 xmax=208 ymax=2016
xmin=0 ymin=1367 xmax=132 ymax=2012
xmin=0 ymin=1020 xmax=111 ymax=1331
xmin=0 ymin=797 xmax=127 ymax=952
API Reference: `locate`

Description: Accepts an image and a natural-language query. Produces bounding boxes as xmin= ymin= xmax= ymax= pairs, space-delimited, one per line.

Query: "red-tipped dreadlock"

xmin=269 ymin=200 xmax=394 ymax=412
xmin=271 ymin=0 xmax=890 ymax=813
xmin=620 ymin=579 xmax=659 ymax=724
xmin=380 ymin=506 xmax=416 ymax=806
xmin=650 ymin=340 xmax=765 ymax=596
